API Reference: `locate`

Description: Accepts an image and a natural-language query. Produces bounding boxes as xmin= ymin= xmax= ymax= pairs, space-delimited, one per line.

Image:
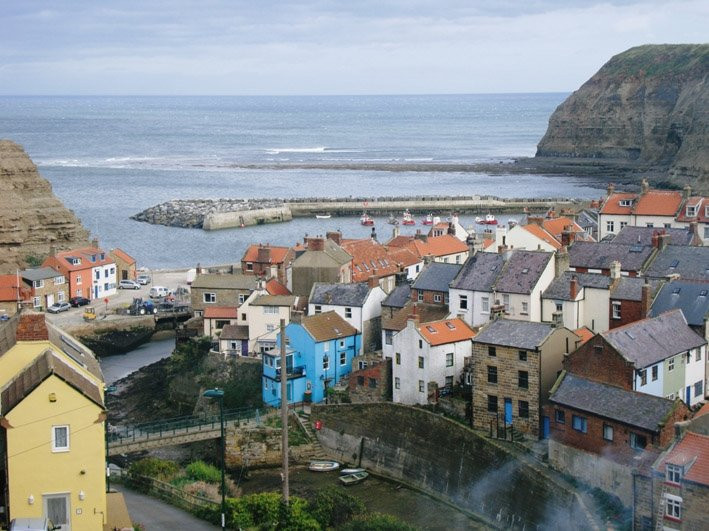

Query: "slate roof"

xmin=655 ymin=432 xmax=709 ymax=486
xmin=301 ymin=311 xmax=358 ymax=342
xmin=494 ymin=250 xmax=553 ymax=295
xmin=450 ymin=252 xmax=504 ymax=292
xmin=649 ymin=281 xmax=709 ymax=327
xmin=611 ymin=226 xmax=694 ymax=246
xmin=382 ymin=302 xmax=449 ymax=332
xmin=191 ymin=273 xmax=259 ymax=290
xmin=645 ymin=245 xmax=709 ymax=282
xmin=602 ymin=309 xmax=707 ymax=368
xmin=251 ymin=295 xmax=296 ymax=307
xmin=382 ymin=283 xmax=411 ymax=309
xmin=569 ymin=241 xmax=653 ymax=272
xmin=46 ymin=321 xmax=103 ymax=381
xmin=220 ymin=324 xmax=249 ymax=340
xmin=472 ymin=319 xmax=555 ymax=350
xmin=309 ymin=282 xmax=370 ymax=307
xmin=411 ymin=262 xmax=462 ymax=293
xmin=576 ymin=210 xmax=598 ymax=231
xmin=549 ymin=372 xmax=679 ymax=433
xmin=21 ymin=267 xmax=63 ymax=282
xmin=0 ymin=350 xmax=104 ymax=416
xmin=542 ymin=272 xmax=612 ymax=301
xmin=610 ymin=277 xmax=662 ymax=302
xmin=293 ymin=239 xmax=352 ymax=268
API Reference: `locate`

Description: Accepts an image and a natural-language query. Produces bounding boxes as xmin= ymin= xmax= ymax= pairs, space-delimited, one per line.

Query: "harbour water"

xmin=100 ymin=337 xmax=175 ymax=385
xmin=0 ymin=94 xmax=606 ymax=268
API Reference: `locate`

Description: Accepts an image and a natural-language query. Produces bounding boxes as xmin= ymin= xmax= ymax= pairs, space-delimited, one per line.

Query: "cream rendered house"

xmin=245 ymin=295 xmax=297 ymax=354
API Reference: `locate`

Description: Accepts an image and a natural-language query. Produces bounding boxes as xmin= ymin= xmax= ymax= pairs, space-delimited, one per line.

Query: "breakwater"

xmin=132 ymin=195 xmax=587 ymax=231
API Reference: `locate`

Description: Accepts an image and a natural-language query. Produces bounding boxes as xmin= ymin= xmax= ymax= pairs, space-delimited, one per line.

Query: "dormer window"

xmin=100 ymin=253 xmax=105 ymax=260
xmin=619 ymin=199 xmax=633 ymax=207
xmin=705 ymin=205 xmax=709 ymax=218
xmin=71 ymin=258 xmax=81 ymax=266
xmin=686 ymin=205 xmax=697 ymax=217
xmin=666 ymin=464 xmax=682 ymax=484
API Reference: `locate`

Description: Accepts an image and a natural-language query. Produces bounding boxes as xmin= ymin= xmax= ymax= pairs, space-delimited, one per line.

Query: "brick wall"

xmin=472 ymin=342 xmax=541 ymax=437
xmin=16 ymin=312 xmax=49 ymax=341
xmin=563 ymin=336 xmax=635 ymax=389
xmin=609 ymin=299 xmax=644 ymax=329
xmin=348 ymin=357 xmax=390 ymax=403
xmin=410 ymin=288 xmax=447 ymax=305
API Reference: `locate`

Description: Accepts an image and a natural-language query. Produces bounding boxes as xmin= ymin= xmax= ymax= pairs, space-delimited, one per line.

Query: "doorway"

xmin=43 ymin=493 xmax=70 ymax=530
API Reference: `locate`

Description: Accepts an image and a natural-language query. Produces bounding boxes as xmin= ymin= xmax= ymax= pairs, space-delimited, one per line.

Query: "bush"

xmin=185 ymin=460 xmax=221 ymax=483
xmin=309 ymin=487 xmax=366 ymax=528
xmin=226 ymin=493 xmax=320 ymax=530
xmin=128 ymin=457 xmax=179 ymax=482
xmin=341 ymin=512 xmax=417 ymax=531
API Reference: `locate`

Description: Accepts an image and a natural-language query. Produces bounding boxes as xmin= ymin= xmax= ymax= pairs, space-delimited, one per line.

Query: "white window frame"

xmin=602 ymin=424 xmax=613 ymax=441
xmin=666 ymin=464 xmax=682 ymax=484
xmin=394 ymin=377 xmax=400 ymax=389
xmin=668 ymin=357 xmax=675 ymax=371
xmin=606 ymin=220 xmax=615 ymax=233
xmin=418 ymin=380 xmax=424 ymax=393
xmin=521 ymin=301 xmax=529 ymax=315
xmin=238 ymin=294 xmax=247 ymax=304
xmin=51 ymin=425 xmax=70 ymax=452
xmin=665 ymin=494 xmax=682 ymax=520
xmin=314 ymin=305 xmax=322 ymax=314
xmin=57 ymin=291 xmax=65 ymax=303
xmin=203 ymin=292 xmax=216 ymax=303
xmin=54 ymin=276 xmax=65 ymax=285
xmin=33 ymin=296 xmax=41 ymax=308
xmin=459 ymin=294 xmax=468 ymax=310
xmin=76 ymin=275 xmax=82 ymax=285
xmin=612 ymin=301 xmax=621 ymax=319
xmin=433 ymin=294 xmax=442 ymax=303
xmin=446 ymin=352 xmax=454 ymax=367
xmin=33 ymin=279 xmax=44 ymax=289
xmin=481 ymin=296 xmax=489 ymax=313
xmin=340 ymin=351 xmax=346 ymax=366
xmin=344 ymin=307 xmax=352 ymax=318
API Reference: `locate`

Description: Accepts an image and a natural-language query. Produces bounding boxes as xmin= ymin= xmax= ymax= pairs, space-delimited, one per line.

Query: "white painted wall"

xmin=504 ymin=225 xmax=557 ymax=252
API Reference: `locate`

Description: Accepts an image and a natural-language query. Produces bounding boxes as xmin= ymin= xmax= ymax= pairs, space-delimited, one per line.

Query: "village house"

xmin=0 ymin=312 xmax=108 ymax=530
xmin=563 ymin=309 xmax=707 ymax=406
xmin=217 ymin=324 xmax=250 ymax=358
xmin=190 ymin=272 xmax=259 ymax=316
xmin=427 ymin=214 xmax=468 ymax=242
xmin=500 ymin=215 xmax=593 ymax=253
xmin=607 ymin=276 xmax=660 ymax=329
xmin=410 ymin=262 xmax=462 ymax=306
xmin=20 ymin=267 xmax=69 ymax=311
xmin=308 ymin=281 xmax=386 ymax=354
xmin=109 ymin=247 xmax=137 ymax=282
xmin=644 ymin=244 xmax=709 ymax=282
xmin=471 ymin=318 xmax=577 ymax=438
xmin=240 ymin=243 xmax=294 ymax=287
xmin=568 ymin=240 xmax=655 ymax=277
xmin=448 ymin=251 xmax=504 ymax=326
xmin=291 ymin=236 xmax=352 ymax=297
xmin=675 ymin=193 xmax=709 ymax=244
xmin=610 ymin=225 xmax=699 ymax=246
xmin=381 ymin=301 xmax=448 ymax=362
xmin=261 ymin=311 xmax=360 ymax=406
xmin=391 ymin=316 xmax=475 ymax=405
xmin=43 ymin=242 xmax=117 ymax=300
xmin=246 ymin=294 xmax=297 ymax=355
xmin=576 ymin=209 xmax=599 ymax=241
xmin=202 ymin=306 xmax=239 ymax=337
xmin=649 ymin=280 xmax=709 ymax=339
xmin=547 ymin=371 xmax=689 ymax=506
xmin=347 ymin=352 xmax=391 ymax=403
xmin=388 ymin=232 xmax=469 ymax=265
xmin=0 ymin=275 xmax=31 ymax=317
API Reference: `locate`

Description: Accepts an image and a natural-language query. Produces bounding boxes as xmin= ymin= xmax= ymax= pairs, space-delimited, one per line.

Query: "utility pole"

xmin=280 ymin=318 xmax=289 ymax=504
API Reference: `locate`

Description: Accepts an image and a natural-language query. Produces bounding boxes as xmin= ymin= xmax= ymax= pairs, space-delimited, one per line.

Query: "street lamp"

xmin=204 ymin=388 xmax=226 ymax=531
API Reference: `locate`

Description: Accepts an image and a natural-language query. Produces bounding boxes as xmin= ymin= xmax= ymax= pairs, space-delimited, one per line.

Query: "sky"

xmin=0 ymin=0 xmax=707 ymax=95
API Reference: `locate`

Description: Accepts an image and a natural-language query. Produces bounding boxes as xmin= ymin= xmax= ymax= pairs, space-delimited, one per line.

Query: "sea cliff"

xmin=536 ymin=44 xmax=709 ymax=190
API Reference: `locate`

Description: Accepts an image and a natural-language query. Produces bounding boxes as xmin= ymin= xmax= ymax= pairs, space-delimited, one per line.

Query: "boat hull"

xmin=308 ymin=460 xmax=340 ymax=472
xmin=339 ymin=471 xmax=369 ymax=485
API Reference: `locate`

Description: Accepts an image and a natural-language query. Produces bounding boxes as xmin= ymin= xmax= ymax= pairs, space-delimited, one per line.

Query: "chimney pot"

xmin=569 ymin=276 xmax=579 ymax=299
xmin=641 ymin=281 xmax=652 ymax=317
xmin=641 ymin=178 xmax=649 ymax=194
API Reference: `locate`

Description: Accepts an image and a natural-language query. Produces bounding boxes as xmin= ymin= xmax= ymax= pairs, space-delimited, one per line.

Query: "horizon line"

xmin=0 ymin=91 xmax=571 ymax=98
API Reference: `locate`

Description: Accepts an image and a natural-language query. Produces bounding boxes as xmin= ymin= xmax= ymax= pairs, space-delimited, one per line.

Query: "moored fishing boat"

xmin=308 ymin=460 xmax=340 ymax=472
xmin=339 ymin=471 xmax=369 ymax=485
xmin=340 ymin=467 xmax=366 ymax=475
xmin=421 ymin=213 xmax=434 ymax=225
xmin=401 ymin=209 xmax=415 ymax=226
xmin=477 ymin=214 xmax=498 ymax=225
xmin=315 ymin=213 xmax=331 ymax=219
xmin=360 ymin=212 xmax=374 ymax=226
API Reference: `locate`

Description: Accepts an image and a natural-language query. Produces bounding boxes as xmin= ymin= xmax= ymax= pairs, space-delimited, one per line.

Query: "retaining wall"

xmin=203 ymin=206 xmax=293 ymax=230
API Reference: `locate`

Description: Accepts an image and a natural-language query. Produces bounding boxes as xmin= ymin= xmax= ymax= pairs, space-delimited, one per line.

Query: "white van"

xmin=149 ymin=286 xmax=169 ymax=299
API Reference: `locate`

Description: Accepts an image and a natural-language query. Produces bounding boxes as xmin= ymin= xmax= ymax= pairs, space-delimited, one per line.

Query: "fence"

xmin=117 ymin=470 xmax=219 ymax=513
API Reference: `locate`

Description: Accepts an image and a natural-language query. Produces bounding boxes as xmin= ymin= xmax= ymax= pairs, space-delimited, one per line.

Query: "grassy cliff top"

xmin=599 ymin=44 xmax=709 ymax=78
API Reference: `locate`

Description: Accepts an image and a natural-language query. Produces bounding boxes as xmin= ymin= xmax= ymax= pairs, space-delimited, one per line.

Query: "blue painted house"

xmin=262 ymin=311 xmax=361 ymax=406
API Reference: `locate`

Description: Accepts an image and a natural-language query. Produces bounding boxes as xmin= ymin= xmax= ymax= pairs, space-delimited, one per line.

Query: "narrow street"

xmin=116 ymin=486 xmax=218 ymax=530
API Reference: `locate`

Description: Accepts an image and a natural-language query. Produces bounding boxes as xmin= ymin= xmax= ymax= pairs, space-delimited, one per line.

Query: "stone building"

xmin=347 ymin=353 xmax=391 ymax=403
xmin=291 ymin=237 xmax=352 ymax=297
xmin=109 ymin=247 xmax=136 ymax=282
xmin=190 ymin=272 xmax=259 ymax=316
xmin=20 ymin=267 xmax=69 ymax=311
xmin=471 ymin=318 xmax=577 ymax=438
xmin=240 ymin=243 xmax=294 ymax=286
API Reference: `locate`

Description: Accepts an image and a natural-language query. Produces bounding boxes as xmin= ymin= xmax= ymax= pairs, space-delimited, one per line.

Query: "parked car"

xmin=69 ymin=296 xmax=91 ymax=307
xmin=149 ymin=286 xmax=169 ymax=298
xmin=9 ymin=518 xmax=58 ymax=531
xmin=119 ymin=279 xmax=141 ymax=290
xmin=47 ymin=302 xmax=71 ymax=313
xmin=137 ymin=274 xmax=151 ymax=285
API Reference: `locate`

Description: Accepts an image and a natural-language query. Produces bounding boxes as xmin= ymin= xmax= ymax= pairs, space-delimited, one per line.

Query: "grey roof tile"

xmin=645 ymin=245 xmax=709 ymax=282
xmin=382 ymin=283 xmax=411 ymax=308
xmin=494 ymin=250 xmax=553 ymax=295
xmin=220 ymin=324 xmax=249 ymax=340
xmin=569 ymin=242 xmax=653 ymax=272
xmin=412 ymin=262 xmax=462 ymax=293
xmin=21 ymin=267 xmax=63 ymax=282
xmin=649 ymin=281 xmax=709 ymax=327
xmin=309 ymin=283 xmax=370 ymax=307
xmin=610 ymin=277 xmax=662 ymax=302
xmin=602 ymin=309 xmax=706 ymax=368
xmin=549 ymin=372 xmax=679 ymax=433
xmin=543 ymin=272 xmax=612 ymax=301
xmin=191 ymin=273 xmax=259 ymax=290
xmin=473 ymin=319 xmax=555 ymax=350
xmin=450 ymin=252 xmax=504 ymax=292
xmin=251 ymin=295 xmax=296 ymax=307
xmin=612 ymin=226 xmax=694 ymax=246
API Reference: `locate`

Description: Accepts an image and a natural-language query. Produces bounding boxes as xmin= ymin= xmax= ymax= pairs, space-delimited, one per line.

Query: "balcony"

xmin=275 ymin=365 xmax=306 ymax=381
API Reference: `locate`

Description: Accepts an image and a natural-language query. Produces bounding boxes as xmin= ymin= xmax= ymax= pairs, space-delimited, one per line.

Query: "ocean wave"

xmin=264 ymin=147 xmax=363 ymax=155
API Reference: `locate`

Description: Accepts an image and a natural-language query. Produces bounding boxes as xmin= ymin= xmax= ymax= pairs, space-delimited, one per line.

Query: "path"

xmin=116 ymin=486 xmax=218 ymax=531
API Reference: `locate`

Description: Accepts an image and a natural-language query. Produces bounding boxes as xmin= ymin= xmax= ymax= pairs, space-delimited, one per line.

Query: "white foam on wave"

xmin=264 ymin=147 xmax=363 ymax=155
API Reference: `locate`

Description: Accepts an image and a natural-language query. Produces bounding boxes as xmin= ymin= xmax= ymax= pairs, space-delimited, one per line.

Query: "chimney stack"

xmin=447 ymin=222 xmax=456 ymax=236
xmin=407 ymin=303 xmax=420 ymax=326
xmin=370 ymin=227 xmax=377 ymax=242
xmin=490 ymin=302 xmax=505 ymax=320
xmin=683 ymin=184 xmax=692 ymax=200
xmin=657 ymin=232 xmax=670 ymax=251
xmin=555 ymin=246 xmax=570 ymax=278
xmin=368 ymin=275 xmax=379 ymax=289
xmin=326 ymin=231 xmax=342 ymax=245
xmin=306 ymin=237 xmax=325 ymax=251
xmin=257 ymin=245 xmax=271 ymax=263
xmin=640 ymin=178 xmax=649 ymax=194
xmin=16 ymin=311 xmax=49 ymax=341
xmin=610 ymin=260 xmax=621 ymax=280
xmin=689 ymin=222 xmax=702 ymax=246
xmin=560 ymin=225 xmax=574 ymax=248
xmin=466 ymin=235 xmax=477 ymax=258
xmin=527 ymin=216 xmax=544 ymax=226
xmin=641 ymin=281 xmax=652 ymax=317
xmin=91 ymin=237 xmax=99 ymax=249
xmin=392 ymin=225 xmax=400 ymax=239
xmin=569 ymin=276 xmax=579 ymax=299
xmin=607 ymin=183 xmax=615 ymax=196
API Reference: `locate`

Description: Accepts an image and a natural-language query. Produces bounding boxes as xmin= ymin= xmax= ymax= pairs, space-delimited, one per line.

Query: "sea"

xmin=0 ymin=94 xmax=606 ymax=270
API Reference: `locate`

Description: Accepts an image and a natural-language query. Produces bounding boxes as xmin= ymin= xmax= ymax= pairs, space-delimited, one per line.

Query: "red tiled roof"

xmin=0 ymin=275 xmax=20 ymax=289
xmin=523 ymin=224 xmax=561 ymax=249
xmin=110 ymin=248 xmax=135 ymax=265
xmin=656 ymin=432 xmax=709 ymax=486
xmin=418 ymin=318 xmax=475 ymax=346
xmin=482 ymin=238 xmax=495 ymax=250
xmin=48 ymin=246 xmax=114 ymax=272
xmin=543 ymin=217 xmax=590 ymax=241
xmin=694 ymin=402 xmax=709 ymax=419
xmin=386 ymin=235 xmax=415 ymax=248
xmin=0 ymin=275 xmax=30 ymax=302
xmin=409 ymin=235 xmax=468 ymax=258
xmin=634 ymin=191 xmax=683 ymax=216
xmin=574 ymin=327 xmax=594 ymax=345
xmin=676 ymin=196 xmax=709 ymax=222
xmin=341 ymin=239 xmax=401 ymax=282
xmin=203 ymin=306 xmax=238 ymax=319
xmin=386 ymin=246 xmax=421 ymax=268
xmin=242 ymin=244 xmax=291 ymax=264
xmin=600 ymin=193 xmax=637 ymax=215
xmin=266 ymin=278 xmax=291 ymax=295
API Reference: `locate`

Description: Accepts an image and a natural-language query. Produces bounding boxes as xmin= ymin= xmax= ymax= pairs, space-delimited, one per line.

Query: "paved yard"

xmin=116 ymin=486 xmax=218 ymax=530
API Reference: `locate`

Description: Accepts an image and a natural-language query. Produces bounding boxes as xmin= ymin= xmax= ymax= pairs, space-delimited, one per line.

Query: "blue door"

xmin=686 ymin=386 xmax=691 ymax=404
xmin=504 ymin=398 xmax=513 ymax=425
xmin=542 ymin=416 xmax=550 ymax=439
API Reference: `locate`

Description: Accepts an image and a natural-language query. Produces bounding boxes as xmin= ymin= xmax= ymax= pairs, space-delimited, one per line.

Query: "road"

xmin=116 ymin=486 xmax=218 ymax=530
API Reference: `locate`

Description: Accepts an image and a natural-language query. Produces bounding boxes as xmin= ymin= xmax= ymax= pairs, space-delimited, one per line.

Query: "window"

xmin=104 ymin=269 xmax=109 ymax=278
xmin=487 ymin=366 xmax=498 ymax=384
xmin=418 ymin=380 xmax=424 ymax=393
xmin=694 ymin=380 xmax=703 ymax=397
xmin=518 ymin=351 xmax=527 ymax=362
xmin=76 ymin=275 xmax=82 ymax=285
xmin=686 ymin=205 xmax=697 ymax=217
xmin=518 ymin=401 xmax=529 ymax=418
xmin=323 ymin=356 xmax=330 ymax=371
xmin=619 ymin=200 xmax=632 ymax=207
xmin=95 ymin=270 xmax=100 ymax=280
xmin=338 ymin=339 xmax=345 ymax=349
xmin=394 ymin=377 xmax=400 ymax=389
xmin=572 ymin=415 xmax=587 ymax=433
xmin=446 ymin=352 xmax=454 ymax=367
xmin=606 ymin=221 xmax=615 ymax=233
xmin=445 ymin=375 xmax=454 ymax=388
xmin=612 ymin=301 xmax=621 ymax=319
xmin=266 ymin=324 xmax=275 ymax=332
xmin=385 ymin=330 xmax=393 ymax=345
xmin=357 ymin=375 xmax=365 ymax=386
xmin=418 ymin=356 xmax=424 ymax=369
xmin=417 ymin=291 xmax=424 ymax=302
xmin=33 ymin=279 xmax=44 ymax=289
xmin=103 ymin=282 xmax=109 ymax=291
xmin=345 ymin=307 xmax=352 ymax=318
xmin=368 ymin=378 xmax=377 ymax=389
xmin=434 ymin=294 xmax=442 ymax=303
xmin=697 ymin=349 xmax=702 ymax=362
xmin=263 ymin=306 xmax=278 ymax=314
xmin=518 ymin=371 xmax=528 ymax=389
xmin=418 ymin=339 xmax=423 ymax=349
xmin=340 ymin=351 xmax=347 ymax=365
xmin=33 ymin=296 xmax=41 ymax=308
xmin=54 ymin=276 xmax=64 ymax=285
xmin=246 ymin=262 xmax=253 ymax=271
xmin=481 ymin=296 xmax=489 ymax=313
xmin=555 ymin=302 xmax=562 ymax=312
xmin=395 ymin=352 xmax=401 ymax=365
xmin=620 ymin=221 xmax=628 ymax=229
xmin=603 ymin=424 xmax=614 ymax=441
xmin=502 ymin=294 xmax=509 ymax=310
xmin=203 ymin=292 xmax=216 ymax=303
xmin=640 ymin=369 xmax=647 ymax=386
xmin=455 ymin=255 xmax=461 ymax=264
xmin=666 ymin=464 xmax=682 ymax=484
xmin=665 ymin=496 xmax=682 ymax=521
xmin=487 ymin=395 xmax=497 ymax=412
xmin=52 ymin=425 xmax=70 ymax=452
xmin=238 ymin=294 xmax=247 ymax=304
xmin=668 ymin=357 xmax=675 ymax=371
xmin=488 ymin=346 xmax=496 ymax=357
xmin=521 ymin=301 xmax=528 ymax=315
xmin=459 ymin=294 xmax=468 ymax=310
xmin=652 ymin=365 xmax=658 ymax=381
xmin=629 ymin=432 xmax=647 ymax=450
xmin=555 ymin=410 xmax=565 ymax=424
xmin=241 ymin=313 xmax=246 ymax=321
xmin=646 ymin=223 xmax=654 ymax=228
xmin=314 ymin=305 xmax=322 ymax=314
xmin=57 ymin=292 xmax=65 ymax=302
xmin=358 ymin=360 xmax=367 ymax=370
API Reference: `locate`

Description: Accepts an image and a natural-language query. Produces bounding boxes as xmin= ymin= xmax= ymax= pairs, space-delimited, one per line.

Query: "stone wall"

xmin=312 ymin=403 xmax=593 ymax=529
xmin=203 ymin=206 xmax=293 ymax=231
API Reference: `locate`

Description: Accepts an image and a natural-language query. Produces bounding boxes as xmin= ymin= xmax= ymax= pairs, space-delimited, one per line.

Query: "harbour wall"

xmin=203 ymin=206 xmax=292 ymax=230
xmin=312 ymin=403 xmax=595 ymax=530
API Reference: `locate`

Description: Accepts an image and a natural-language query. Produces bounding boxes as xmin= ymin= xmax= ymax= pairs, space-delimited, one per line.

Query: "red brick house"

xmin=241 ymin=244 xmax=294 ymax=286
xmin=410 ymin=262 xmax=462 ymax=306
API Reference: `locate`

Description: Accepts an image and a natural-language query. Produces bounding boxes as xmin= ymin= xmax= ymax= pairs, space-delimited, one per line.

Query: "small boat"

xmin=387 ymin=215 xmax=399 ymax=225
xmin=507 ymin=218 xmax=518 ymax=228
xmin=308 ymin=460 xmax=340 ymax=472
xmin=421 ymin=213 xmax=434 ymax=226
xmin=339 ymin=471 xmax=369 ymax=485
xmin=315 ymin=213 xmax=331 ymax=219
xmin=401 ymin=209 xmax=415 ymax=226
xmin=477 ymin=214 xmax=498 ymax=225
xmin=475 ymin=216 xmax=483 ymax=224
xmin=340 ymin=467 xmax=366 ymax=476
xmin=360 ymin=212 xmax=374 ymax=226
